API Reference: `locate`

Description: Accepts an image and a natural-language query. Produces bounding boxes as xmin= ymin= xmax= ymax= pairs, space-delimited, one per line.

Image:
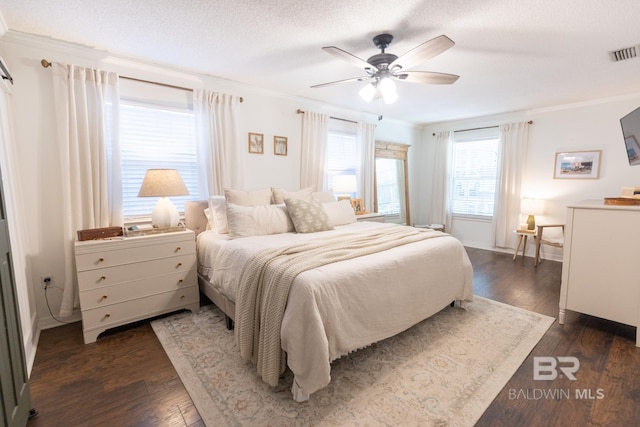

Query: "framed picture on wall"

xmin=553 ymin=150 xmax=602 ymax=179
xmin=248 ymin=132 xmax=264 ymax=154
xmin=274 ymin=136 xmax=288 ymax=156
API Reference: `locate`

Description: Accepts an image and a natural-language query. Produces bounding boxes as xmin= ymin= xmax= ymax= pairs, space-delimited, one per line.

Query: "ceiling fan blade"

xmin=310 ymin=76 xmax=372 ymax=88
xmin=389 ymin=35 xmax=455 ymax=70
xmin=322 ymin=46 xmax=376 ymax=71
xmin=397 ymin=71 xmax=459 ymax=85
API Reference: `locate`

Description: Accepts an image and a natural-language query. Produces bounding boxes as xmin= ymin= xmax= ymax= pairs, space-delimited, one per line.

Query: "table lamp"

xmin=332 ymin=175 xmax=357 ymax=201
xmin=138 ymin=169 xmax=189 ymax=228
xmin=521 ymin=198 xmax=545 ymax=230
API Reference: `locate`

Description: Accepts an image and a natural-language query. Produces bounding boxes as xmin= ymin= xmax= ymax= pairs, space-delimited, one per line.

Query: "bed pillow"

xmin=284 ymin=197 xmax=334 ymax=233
xmin=225 ymin=202 xmax=294 ymax=239
xmin=323 ymin=200 xmax=357 ymax=226
xmin=311 ymin=190 xmax=336 ymax=203
xmin=208 ymin=195 xmax=229 ymax=234
xmin=271 ymin=187 xmax=313 ymax=204
xmin=224 ymin=188 xmax=272 ymax=206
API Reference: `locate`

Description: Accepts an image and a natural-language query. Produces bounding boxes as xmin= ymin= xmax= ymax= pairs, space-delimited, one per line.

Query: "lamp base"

xmin=526 ymin=214 xmax=536 ymax=230
xmin=152 ymin=197 xmax=180 ymax=228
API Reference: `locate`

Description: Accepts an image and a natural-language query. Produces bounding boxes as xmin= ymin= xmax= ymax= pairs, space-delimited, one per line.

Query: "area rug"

xmin=151 ymin=296 xmax=554 ymax=426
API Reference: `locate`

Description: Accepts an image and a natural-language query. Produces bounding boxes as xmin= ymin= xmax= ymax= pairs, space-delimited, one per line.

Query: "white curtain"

xmin=194 ymin=90 xmax=243 ymax=196
xmin=300 ymin=111 xmax=329 ymax=191
xmin=356 ymin=121 xmax=376 ymax=212
xmin=430 ymin=131 xmax=453 ymax=230
xmin=494 ymin=122 xmax=530 ymax=248
xmin=52 ymin=63 xmax=121 ymax=317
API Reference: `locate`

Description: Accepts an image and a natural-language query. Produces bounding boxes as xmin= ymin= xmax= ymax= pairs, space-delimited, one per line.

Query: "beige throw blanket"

xmin=235 ymin=226 xmax=444 ymax=387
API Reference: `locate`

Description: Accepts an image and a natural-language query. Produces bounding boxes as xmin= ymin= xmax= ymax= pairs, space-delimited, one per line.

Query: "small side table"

xmin=513 ymin=229 xmax=536 ymax=260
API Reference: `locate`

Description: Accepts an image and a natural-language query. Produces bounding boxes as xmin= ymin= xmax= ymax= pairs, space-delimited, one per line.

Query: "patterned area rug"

xmin=152 ymin=296 xmax=554 ymax=426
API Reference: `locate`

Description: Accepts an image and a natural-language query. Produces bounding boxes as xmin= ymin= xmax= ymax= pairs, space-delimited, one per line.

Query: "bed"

xmin=184 ymin=190 xmax=473 ymax=402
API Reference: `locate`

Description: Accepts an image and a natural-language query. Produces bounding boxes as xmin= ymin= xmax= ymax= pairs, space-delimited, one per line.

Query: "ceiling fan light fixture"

xmin=380 ymin=77 xmax=398 ymax=104
xmin=359 ymin=82 xmax=377 ymax=102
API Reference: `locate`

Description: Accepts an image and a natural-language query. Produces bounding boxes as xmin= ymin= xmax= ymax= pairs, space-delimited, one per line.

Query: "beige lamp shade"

xmin=138 ymin=169 xmax=189 ymax=228
xmin=137 ymin=169 xmax=189 ymax=197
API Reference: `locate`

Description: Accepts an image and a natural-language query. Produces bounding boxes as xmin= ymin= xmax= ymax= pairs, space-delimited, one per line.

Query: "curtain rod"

xmin=432 ymin=121 xmax=533 ymax=136
xmin=296 ymin=109 xmax=383 ymax=123
xmin=41 ymin=59 xmax=243 ymax=102
xmin=296 ymin=108 xmax=356 ymax=124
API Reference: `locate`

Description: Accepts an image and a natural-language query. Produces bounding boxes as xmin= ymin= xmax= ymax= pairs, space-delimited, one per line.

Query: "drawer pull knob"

xmin=99 ymin=276 xmax=106 ymax=281
xmin=98 ymin=258 xmax=105 ymax=263
xmin=180 ymin=295 xmax=185 ymax=300
xmin=178 ymin=279 xmax=184 ymax=284
xmin=101 ymin=295 xmax=108 ymax=300
xmin=175 ymin=246 xmax=182 ymax=252
xmin=104 ymin=313 xmax=111 ymax=319
xmin=177 ymin=262 xmax=183 ymax=268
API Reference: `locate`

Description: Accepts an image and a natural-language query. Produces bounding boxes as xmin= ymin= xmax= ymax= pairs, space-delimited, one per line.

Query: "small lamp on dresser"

xmin=138 ymin=169 xmax=189 ymax=228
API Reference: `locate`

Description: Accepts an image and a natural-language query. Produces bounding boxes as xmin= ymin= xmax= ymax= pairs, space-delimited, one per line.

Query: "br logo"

xmin=533 ymin=356 xmax=580 ymax=380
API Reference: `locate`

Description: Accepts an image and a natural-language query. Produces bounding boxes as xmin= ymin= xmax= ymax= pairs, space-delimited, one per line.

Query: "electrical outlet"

xmin=41 ymin=275 xmax=52 ymax=289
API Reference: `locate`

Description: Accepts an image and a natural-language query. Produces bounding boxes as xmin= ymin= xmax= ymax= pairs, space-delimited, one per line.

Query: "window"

xmin=450 ymin=129 xmax=499 ymax=217
xmin=119 ymin=99 xmax=200 ymax=218
xmin=326 ymin=130 xmax=357 ymax=198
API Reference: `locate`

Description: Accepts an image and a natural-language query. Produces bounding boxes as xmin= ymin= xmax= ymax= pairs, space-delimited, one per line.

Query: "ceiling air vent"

xmin=610 ymin=45 xmax=638 ymax=62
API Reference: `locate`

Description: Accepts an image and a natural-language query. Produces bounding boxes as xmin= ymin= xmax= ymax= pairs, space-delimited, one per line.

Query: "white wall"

xmin=0 ymin=32 xmax=422 ymax=346
xmin=417 ymin=95 xmax=640 ymax=260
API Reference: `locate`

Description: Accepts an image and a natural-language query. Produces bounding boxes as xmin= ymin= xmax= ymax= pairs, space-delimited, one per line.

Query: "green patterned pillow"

xmin=284 ymin=197 xmax=334 ymax=233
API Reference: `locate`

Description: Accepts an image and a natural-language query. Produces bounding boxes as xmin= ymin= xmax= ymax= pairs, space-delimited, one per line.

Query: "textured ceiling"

xmin=1 ymin=0 xmax=640 ymax=124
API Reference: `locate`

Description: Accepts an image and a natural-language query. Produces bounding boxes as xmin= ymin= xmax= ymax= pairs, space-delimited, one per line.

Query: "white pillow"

xmin=311 ymin=190 xmax=337 ymax=203
xmin=208 ymin=196 xmax=229 ymax=234
xmin=271 ymin=187 xmax=313 ymax=204
xmin=323 ymin=200 xmax=357 ymax=226
xmin=224 ymin=188 xmax=272 ymax=206
xmin=225 ymin=203 xmax=294 ymax=239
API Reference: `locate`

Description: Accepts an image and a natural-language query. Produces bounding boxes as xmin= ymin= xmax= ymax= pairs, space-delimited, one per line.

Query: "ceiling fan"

xmin=312 ymin=33 xmax=459 ymax=104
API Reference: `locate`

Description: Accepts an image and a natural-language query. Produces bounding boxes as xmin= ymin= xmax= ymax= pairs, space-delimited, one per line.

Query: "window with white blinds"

xmin=451 ymin=131 xmax=499 ymax=217
xmin=120 ymin=100 xmax=200 ymax=218
xmin=327 ymin=131 xmax=357 ymax=197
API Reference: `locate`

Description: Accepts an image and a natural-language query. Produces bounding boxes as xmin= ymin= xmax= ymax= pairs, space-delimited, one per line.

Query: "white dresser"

xmin=74 ymin=230 xmax=199 ymax=343
xmin=559 ymin=200 xmax=640 ymax=346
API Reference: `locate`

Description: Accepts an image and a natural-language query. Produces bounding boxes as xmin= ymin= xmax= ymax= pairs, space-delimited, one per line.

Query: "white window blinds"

xmin=120 ymin=100 xmax=200 ymax=218
xmin=451 ymin=131 xmax=499 ymax=217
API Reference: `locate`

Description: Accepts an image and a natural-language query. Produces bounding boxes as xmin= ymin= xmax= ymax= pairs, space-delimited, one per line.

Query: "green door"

xmin=0 ymin=173 xmax=32 ymax=427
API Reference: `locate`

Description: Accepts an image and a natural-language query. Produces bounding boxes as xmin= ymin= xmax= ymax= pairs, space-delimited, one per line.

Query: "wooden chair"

xmin=534 ymin=224 xmax=564 ymax=267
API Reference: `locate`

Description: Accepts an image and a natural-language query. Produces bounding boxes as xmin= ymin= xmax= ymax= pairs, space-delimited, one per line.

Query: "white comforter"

xmin=197 ymin=221 xmax=474 ymax=400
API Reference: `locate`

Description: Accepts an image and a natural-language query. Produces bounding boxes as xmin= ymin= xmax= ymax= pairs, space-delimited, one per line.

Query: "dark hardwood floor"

xmin=25 ymin=248 xmax=640 ymax=426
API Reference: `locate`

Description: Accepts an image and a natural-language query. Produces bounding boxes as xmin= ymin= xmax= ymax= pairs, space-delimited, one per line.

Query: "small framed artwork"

xmin=350 ymin=198 xmax=364 ymax=214
xmin=554 ymin=150 xmax=602 ymax=179
xmin=274 ymin=136 xmax=288 ymax=156
xmin=248 ymin=132 xmax=264 ymax=154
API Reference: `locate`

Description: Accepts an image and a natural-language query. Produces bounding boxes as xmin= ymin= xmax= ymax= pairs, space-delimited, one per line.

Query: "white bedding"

xmin=196 ymin=221 xmax=474 ymax=400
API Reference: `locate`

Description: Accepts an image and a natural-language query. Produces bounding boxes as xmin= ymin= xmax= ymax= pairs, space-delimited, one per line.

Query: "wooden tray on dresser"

xmin=603 ymin=197 xmax=640 ymax=206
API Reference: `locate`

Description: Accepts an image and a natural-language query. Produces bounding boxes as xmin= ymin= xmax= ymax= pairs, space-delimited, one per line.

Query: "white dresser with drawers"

xmin=74 ymin=230 xmax=199 ymax=343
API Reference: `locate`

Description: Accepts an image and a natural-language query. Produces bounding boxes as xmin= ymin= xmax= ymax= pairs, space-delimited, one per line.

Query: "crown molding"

xmin=2 ymin=30 xmax=416 ymax=128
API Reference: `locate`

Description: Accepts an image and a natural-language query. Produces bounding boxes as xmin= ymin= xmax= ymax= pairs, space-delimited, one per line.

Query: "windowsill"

xmin=451 ymin=214 xmax=493 ymax=222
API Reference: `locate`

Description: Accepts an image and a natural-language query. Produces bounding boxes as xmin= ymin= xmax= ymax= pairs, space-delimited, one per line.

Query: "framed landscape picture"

xmin=554 ymin=150 xmax=601 ymax=179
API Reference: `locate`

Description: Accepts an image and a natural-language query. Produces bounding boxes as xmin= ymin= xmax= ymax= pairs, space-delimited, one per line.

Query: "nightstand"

xmin=356 ymin=212 xmax=386 ymax=223
xmin=513 ymin=229 xmax=536 ymax=260
xmin=74 ymin=230 xmax=199 ymax=343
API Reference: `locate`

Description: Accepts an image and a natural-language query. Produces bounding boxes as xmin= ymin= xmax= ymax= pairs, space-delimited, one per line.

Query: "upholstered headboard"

xmin=184 ymin=200 xmax=208 ymax=236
